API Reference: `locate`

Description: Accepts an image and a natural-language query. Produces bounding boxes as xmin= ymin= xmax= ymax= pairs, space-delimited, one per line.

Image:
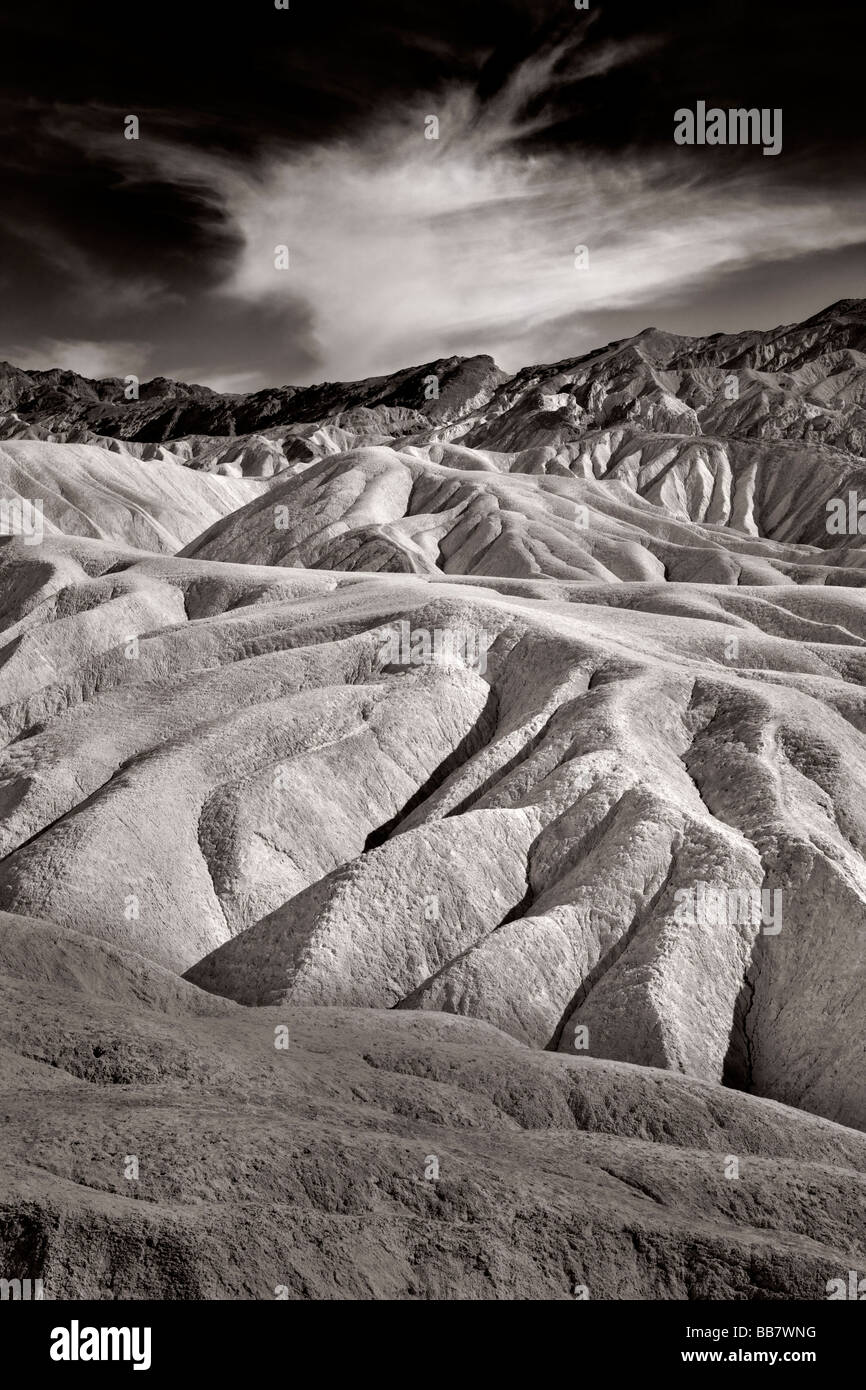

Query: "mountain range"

xmin=1 ymin=300 xmax=866 ymax=1300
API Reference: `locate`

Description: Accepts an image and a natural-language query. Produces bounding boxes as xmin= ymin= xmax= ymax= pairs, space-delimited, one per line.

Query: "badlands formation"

xmin=1 ymin=301 xmax=866 ymax=1299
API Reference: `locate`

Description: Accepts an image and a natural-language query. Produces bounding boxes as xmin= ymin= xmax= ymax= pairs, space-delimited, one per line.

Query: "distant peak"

xmin=804 ymin=297 xmax=866 ymax=324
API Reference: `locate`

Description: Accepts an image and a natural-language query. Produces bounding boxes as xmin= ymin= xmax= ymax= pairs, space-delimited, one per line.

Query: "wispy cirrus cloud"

xmin=5 ymin=23 xmax=866 ymax=388
xmin=195 ymin=39 xmax=866 ymax=380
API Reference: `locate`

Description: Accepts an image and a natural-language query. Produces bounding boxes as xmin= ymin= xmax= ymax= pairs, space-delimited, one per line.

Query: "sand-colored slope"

xmin=0 ymin=440 xmax=268 ymax=551
xmin=180 ymin=444 xmax=866 ymax=585
xmin=2 ymin=535 xmax=865 ymax=1129
xmin=0 ymin=916 xmax=864 ymax=1299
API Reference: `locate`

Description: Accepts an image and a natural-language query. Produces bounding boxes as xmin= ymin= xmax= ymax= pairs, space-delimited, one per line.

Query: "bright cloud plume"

xmin=55 ymin=36 xmax=866 ymax=384
xmin=210 ymin=64 xmax=866 ymax=378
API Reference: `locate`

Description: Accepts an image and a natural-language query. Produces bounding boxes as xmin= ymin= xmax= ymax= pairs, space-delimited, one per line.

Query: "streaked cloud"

xmin=3 ymin=20 xmax=865 ymax=388
xmin=196 ymin=39 xmax=866 ymax=380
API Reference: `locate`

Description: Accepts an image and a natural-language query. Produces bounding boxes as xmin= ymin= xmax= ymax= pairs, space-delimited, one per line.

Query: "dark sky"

xmin=1 ymin=0 xmax=864 ymax=389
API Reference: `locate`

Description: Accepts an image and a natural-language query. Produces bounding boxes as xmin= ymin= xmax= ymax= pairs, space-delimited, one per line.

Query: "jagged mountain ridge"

xmin=3 ymin=299 xmax=865 ymax=472
xmin=0 ymin=354 xmax=508 ymax=449
xmin=3 ymin=302 xmax=865 ymax=562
